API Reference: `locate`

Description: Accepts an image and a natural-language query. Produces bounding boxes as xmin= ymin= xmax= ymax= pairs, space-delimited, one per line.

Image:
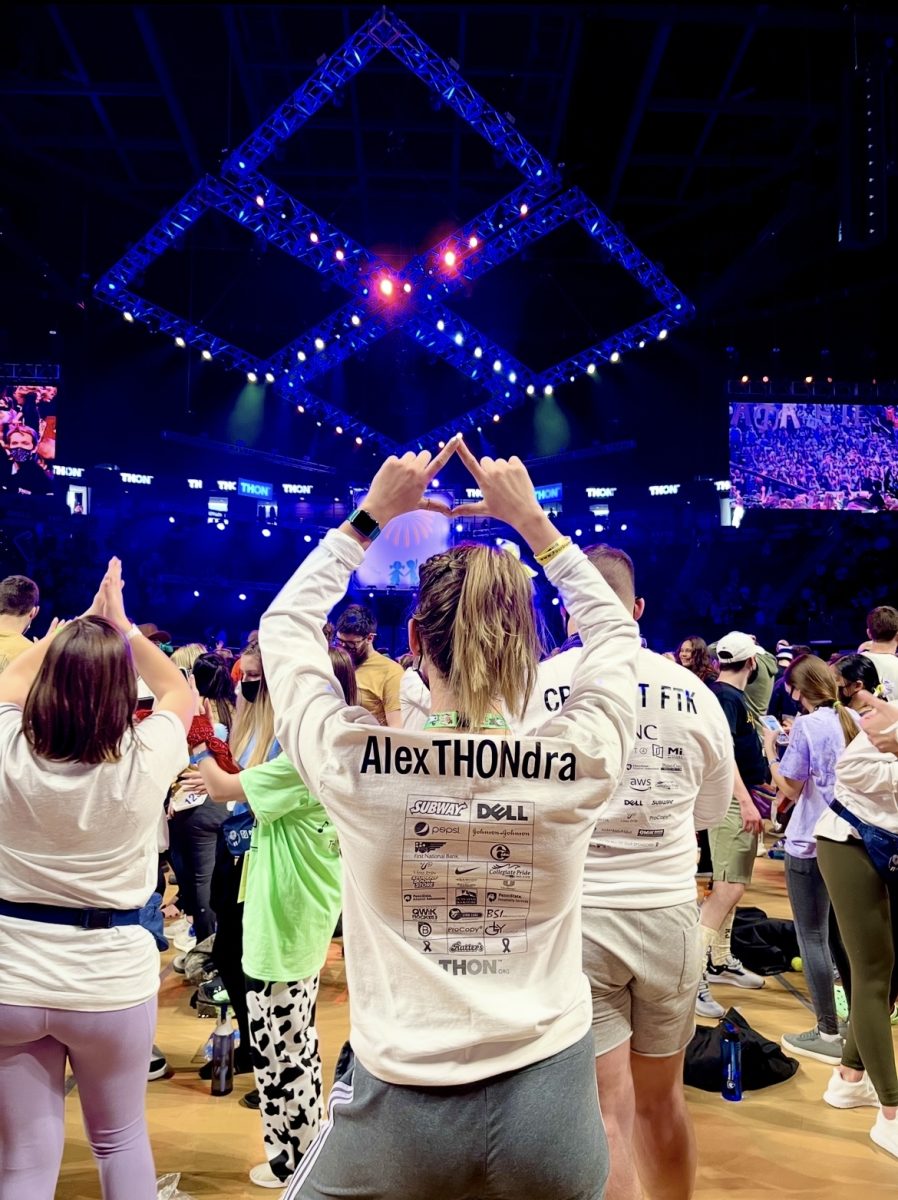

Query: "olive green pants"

xmin=817 ymin=836 xmax=898 ymax=1106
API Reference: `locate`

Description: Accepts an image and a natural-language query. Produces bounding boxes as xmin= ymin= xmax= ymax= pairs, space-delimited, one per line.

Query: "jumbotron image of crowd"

xmin=730 ymin=404 xmax=898 ymax=511
xmin=2 ymin=436 xmax=898 ymax=1200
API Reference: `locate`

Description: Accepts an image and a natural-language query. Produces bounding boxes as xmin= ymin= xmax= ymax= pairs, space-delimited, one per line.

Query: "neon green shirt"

xmin=240 ymin=754 xmax=342 ymax=983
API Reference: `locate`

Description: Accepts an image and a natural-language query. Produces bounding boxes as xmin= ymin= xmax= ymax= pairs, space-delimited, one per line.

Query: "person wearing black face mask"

xmin=241 ymin=679 xmax=261 ymax=703
xmin=3 ymin=426 xmax=53 ymax=495
xmin=699 ymin=632 xmax=774 ymax=1004
xmin=831 ymin=654 xmax=881 ymax=713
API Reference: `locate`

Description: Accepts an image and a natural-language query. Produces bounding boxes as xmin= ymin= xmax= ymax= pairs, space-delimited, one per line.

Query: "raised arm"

xmin=261 ymin=442 xmax=459 ymax=795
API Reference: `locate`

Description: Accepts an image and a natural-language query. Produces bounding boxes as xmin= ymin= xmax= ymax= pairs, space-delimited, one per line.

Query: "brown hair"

xmin=582 ymin=544 xmax=636 ymax=609
xmin=0 ymin=575 xmax=39 ymax=617
xmin=329 ymin=646 xmax=358 ymax=707
xmin=785 ymin=653 xmax=859 ymax=747
xmin=676 ymin=635 xmax=718 ymax=683
xmin=413 ymin=544 xmax=539 ymax=729
xmin=867 ymin=605 xmax=898 ymax=643
xmin=23 ymin=617 xmax=137 ymax=763
xmin=229 ymin=640 xmax=277 ymax=768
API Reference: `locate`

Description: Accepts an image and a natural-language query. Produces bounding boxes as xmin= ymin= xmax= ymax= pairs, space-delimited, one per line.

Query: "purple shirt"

xmin=779 ymin=708 xmax=851 ymax=859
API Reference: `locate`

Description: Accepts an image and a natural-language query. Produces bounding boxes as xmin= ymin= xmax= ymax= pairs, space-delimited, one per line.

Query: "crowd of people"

xmin=1 ymin=436 xmax=897 ymax=1200
xmin=730 ymin=404 xmax=898 ymax=510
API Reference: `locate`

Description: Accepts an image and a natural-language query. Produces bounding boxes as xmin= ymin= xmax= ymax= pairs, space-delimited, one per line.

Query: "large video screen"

xmin=351 ymin=488 xmax=452 ymax=590
xmin=729 ymin=402 xmax=898 ymax=511
xmin=0 ymin=383 xmax=57 ymax=495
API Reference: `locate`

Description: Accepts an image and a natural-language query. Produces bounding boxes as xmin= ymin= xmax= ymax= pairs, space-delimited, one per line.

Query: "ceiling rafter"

xmin=133 ymin=6 xmax=203 ymax=176
xmin=48 ymin=4 xmax=139 ymax=185
xmin=605 ymin=21 xmax=672 ymax=213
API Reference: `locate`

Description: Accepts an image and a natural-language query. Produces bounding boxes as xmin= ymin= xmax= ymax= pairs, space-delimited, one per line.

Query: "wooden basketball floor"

xmin=56 ymin=853 xmax=897 ymax=1199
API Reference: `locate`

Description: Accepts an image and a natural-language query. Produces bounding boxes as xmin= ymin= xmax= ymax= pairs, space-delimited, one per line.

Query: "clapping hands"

xmin=82 ymin=557 xmax=131 ymax=635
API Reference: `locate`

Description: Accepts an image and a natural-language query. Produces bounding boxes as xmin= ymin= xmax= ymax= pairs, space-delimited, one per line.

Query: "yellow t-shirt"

xmin=0 ymin=631 xmax=31 ymax=676
xmin=355 ymin=650 xmax=404 ymax=725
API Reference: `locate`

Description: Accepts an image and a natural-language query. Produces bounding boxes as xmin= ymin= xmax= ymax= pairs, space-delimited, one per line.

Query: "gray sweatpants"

xmin=283 ymin=1029 xmax=608 ymax=1200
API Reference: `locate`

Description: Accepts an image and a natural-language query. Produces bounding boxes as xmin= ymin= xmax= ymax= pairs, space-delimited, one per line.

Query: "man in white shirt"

xmin=859 ymin=605 xmax=898 ymax=700
xmin=531 ymin=546 xmax=733 ymax=1200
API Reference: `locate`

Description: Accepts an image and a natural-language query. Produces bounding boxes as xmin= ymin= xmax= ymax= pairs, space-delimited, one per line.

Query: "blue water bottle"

xmin=210 ymin=1004 xmax=234 ymax=1097
xmin=721 ymin=1020 xmax=743 ymax=1102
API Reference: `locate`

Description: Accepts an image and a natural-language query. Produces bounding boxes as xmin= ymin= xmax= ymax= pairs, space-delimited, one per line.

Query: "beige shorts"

xmin=709 ymin=795 xmax=759 ymax=885
xmin=581 ymin=902 xmax=702 ymax=1058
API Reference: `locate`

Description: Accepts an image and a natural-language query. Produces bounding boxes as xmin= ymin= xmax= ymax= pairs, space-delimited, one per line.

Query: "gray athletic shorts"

xmin=283 ymin=1030 xmax=607 ymax=1200
xmin=581 ymin=902 xmax=702 ymax=1058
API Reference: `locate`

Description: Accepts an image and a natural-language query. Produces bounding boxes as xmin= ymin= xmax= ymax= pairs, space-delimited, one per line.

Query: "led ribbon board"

xmin=96 ymin=9 xmax=693 ymax=453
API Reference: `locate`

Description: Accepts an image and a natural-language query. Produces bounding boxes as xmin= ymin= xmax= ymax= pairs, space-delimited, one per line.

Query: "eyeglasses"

xmin=335 ymin=637 xmax=366 ymax=651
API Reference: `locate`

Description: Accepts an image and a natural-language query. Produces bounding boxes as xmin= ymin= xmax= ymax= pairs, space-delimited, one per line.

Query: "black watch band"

xmin=348 ymin=507 xmax=381 ymax=541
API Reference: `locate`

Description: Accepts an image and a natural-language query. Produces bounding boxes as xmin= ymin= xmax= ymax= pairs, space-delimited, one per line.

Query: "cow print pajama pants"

xmin=246 ymin=976 xmax=323 ymax=1181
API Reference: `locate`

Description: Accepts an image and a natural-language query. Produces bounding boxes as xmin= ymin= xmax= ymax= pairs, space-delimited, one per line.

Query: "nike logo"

xmin=454 ymin=866 xmax=478 ymax=874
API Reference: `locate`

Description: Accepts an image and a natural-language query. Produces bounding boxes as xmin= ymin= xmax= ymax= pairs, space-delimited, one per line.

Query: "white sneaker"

xmin=249 ymin=1162 xmax=289 ymax=1189
xmin=696 ymin=977 xmax=726 ymax=1019
xmin=173 ymin=925 xmax=197 ymax=953
xmin=871 ymin=1110 xmax=898 ymax=1159
xmin=164 ymin=915 xmax=189 ymax=939
xmin=706 ymin=956 xmax=766 ymax=989
xmin=823 ymin=1068 xmax=880 ymax=1109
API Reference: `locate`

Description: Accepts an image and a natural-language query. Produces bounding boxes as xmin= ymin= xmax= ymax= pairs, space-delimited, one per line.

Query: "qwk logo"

xmin=449 ymin=908 xmax=483 ymax=921
xmin=415 ymin=841 xmax=446 ymax=855
xmin=411 ymin=908 xmax=437 ymax=920
xmin=629 ymin=778 xmax=652 ymax=793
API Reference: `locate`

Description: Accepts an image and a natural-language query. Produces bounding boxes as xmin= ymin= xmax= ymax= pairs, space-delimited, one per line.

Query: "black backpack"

xmin=684 ymin=1007 xmax=799 ymax=1092
xmin=731 ymin=905 xmax=800 ymax=975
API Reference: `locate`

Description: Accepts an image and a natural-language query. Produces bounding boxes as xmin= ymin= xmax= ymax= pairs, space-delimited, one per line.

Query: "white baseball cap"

xmin=717 ymin=631 xmax=764 ymax=663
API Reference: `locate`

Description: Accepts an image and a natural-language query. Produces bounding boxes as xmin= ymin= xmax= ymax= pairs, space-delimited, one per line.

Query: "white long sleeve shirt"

xmin=260 ymin=530 xmax=638 ymax=1086
xmin=815 ymin=721 xmax=898 ymax=842
xmin=525 ymin=648 xmax=734 ymax=908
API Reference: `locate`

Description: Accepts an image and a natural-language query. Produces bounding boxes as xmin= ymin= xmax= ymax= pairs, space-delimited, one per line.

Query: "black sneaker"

xmin=148 ymin=1046 xmax=169 ymax=1081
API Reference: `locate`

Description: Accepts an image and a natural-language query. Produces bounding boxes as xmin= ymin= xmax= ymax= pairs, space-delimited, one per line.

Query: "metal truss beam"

xmin=96 ymin=7 xmax=693 ymax=456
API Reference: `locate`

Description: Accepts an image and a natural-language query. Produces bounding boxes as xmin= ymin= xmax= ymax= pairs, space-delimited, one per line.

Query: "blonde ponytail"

xmin=787 ymin=654 xmax=860 ymax=748
xmin=415 ymin=545 xmax=540 ymax=730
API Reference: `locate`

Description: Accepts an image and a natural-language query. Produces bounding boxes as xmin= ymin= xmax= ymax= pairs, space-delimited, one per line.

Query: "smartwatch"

xmin=347 ymin=508 xmax=381 ymax=542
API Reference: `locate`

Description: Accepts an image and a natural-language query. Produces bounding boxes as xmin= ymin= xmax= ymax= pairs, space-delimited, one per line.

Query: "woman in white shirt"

xmin=0 ymin=558 xmax=192 ymax=1200
xmin=815 ymin=689 xmax=898 ymax=1160
xmin=260 ymin=438 xmax=639 ymax=1200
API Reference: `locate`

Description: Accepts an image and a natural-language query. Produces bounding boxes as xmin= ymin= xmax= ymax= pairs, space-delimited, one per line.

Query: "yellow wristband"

xmin=534 ymin=536 xmax=572 ymax=566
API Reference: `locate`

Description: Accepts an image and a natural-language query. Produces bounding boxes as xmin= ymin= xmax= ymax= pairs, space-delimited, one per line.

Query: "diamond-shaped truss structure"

xmin=96 ymin=7 xmax=693 ymax=454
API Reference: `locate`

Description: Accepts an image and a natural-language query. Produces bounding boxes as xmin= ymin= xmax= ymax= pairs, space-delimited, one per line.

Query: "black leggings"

xmin=817 ymin=836 xmax=898 ymax=1106
xmin=210 ymin=851 xmax=251 ymax=1067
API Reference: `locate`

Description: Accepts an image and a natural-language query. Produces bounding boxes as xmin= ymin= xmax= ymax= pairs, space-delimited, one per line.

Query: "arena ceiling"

xmin=1 ymin=3 xmax=896 ymax=467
